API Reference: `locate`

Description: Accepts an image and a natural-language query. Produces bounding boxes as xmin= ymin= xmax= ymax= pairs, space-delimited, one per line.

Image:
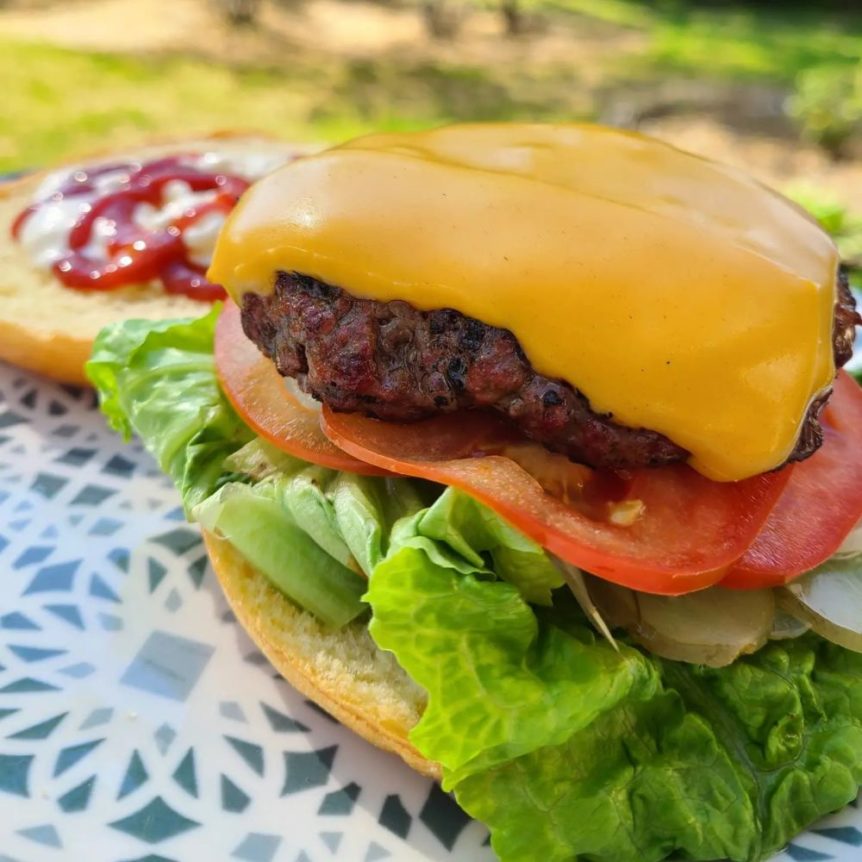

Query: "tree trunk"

xmin=501 ymin=0 xmax=523 ymax=36
xmin=422 ymin=0 xmax=461 ymax=39
xmin=223 ymin=0 xmax=262 ymax=27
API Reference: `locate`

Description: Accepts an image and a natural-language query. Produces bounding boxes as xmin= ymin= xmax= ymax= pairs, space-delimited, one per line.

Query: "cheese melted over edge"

xmin=208 ymin=123 xmax=839 ymax=481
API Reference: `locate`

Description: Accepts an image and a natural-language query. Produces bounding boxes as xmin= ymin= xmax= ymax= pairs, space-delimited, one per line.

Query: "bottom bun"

xmin=202 ymin=531 xmax=439 ymax=779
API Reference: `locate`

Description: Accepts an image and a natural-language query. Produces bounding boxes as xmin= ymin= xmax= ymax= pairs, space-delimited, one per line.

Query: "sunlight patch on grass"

xmin=0 ymin=39 xmax=595 ymax=171
xmin=648 ymin=10 xmax=862 ymax=81
xmin=0 ymin=40 xmax=332 ymax=169
xmin=546 ymin=0 xmax=862 ymax=83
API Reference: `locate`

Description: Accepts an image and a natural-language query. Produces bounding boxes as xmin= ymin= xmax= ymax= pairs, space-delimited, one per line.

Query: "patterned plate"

xmin=0 ymin=365 xmax=860 ymax=862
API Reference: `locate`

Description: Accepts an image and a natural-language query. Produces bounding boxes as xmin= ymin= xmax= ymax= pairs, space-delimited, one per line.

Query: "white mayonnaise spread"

xmin=16 ymin=148 xmax=293 ymax=273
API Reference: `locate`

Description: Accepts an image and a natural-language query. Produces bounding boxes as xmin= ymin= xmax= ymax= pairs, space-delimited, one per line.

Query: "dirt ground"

xmin=0 ymin=0 xmax=640 ymax=71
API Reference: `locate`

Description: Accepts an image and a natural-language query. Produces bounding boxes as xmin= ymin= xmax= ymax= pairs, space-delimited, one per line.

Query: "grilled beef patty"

xmin=240 ymin=270 xmax=860 ymax=471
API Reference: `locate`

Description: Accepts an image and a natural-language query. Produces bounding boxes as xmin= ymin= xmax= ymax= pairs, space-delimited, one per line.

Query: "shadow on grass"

xmin=307 ymin=58 xmax=592 ymax=131
xmin=542 ymin=0 xmax=862 ymax=82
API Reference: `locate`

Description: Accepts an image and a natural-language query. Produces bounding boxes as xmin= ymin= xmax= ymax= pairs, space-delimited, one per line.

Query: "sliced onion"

xmin=587 ymin=577 xmax=775 ymax=667
xmin=779 ymin=552 xmax=862 ymax=652
xmin=836 ymin=519 xmax=862 ymax=556
xmin=283 ymin=375 xmax=324 ymax=413
xmin=769 ymin=610 xmax=811 ymax=641
xmin=553 ymin=558 xmax=619 ymax=649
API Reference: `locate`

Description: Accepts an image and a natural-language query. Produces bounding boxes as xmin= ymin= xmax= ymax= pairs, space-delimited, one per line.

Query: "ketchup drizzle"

xmin=12 ymin=156 xmax=250 ymax=301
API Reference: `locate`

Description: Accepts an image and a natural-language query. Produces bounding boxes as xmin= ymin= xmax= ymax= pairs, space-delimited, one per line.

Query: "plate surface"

xmin=0 ymin=364 xmax=860 ymax=862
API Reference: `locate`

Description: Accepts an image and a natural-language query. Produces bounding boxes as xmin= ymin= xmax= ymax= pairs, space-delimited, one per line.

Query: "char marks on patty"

xmin=240 ymin=271 xmax=860 ymax=471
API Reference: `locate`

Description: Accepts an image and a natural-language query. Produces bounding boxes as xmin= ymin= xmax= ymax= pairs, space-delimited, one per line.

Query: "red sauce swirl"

xmin=12 ymin=156 xmax=251 ymax=301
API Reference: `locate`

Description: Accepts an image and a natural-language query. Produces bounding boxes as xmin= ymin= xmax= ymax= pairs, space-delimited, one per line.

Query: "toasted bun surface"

xmin=202 ymin=531 xmax=439 ymax=779
xmin=0 ymin=134 xmax=304 ymax=384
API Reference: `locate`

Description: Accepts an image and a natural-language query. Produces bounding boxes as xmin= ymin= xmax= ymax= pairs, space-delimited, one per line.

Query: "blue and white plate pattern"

xmin=0 ymin=364 xmax=860 ymax=862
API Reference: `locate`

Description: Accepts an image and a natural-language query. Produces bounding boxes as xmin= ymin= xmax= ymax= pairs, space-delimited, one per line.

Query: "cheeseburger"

xmin=88 ymin=124 xmax=862 ymax=862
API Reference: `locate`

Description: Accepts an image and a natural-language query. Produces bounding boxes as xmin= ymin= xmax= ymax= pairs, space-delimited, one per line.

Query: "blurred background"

xmin=2 ymin=0 xmax=861 ymax=266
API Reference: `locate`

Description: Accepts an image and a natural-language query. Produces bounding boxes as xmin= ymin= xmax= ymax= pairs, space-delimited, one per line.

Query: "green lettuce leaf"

xmin=86 ymin=305 xmax=424 ymax=624
xmin=86 ymin=307 xmax=252 ymax=511
xmin=369 ymin=543 xmax=659 ymax=786
xmin=457 ymin=637 xmax=862 ymax=862
xmin=223 ymin=439 xmax=362 ymax=569
xmin=414 ymin=490 xmax=563 ymax=605
xmin=368 ymin=540 xmax=862 ymax=862
xmin=85 ymin=313 xmax=398 ymax=625
xmin=215 ymin=435 xmax=427 ymax=587
xmin=194 ymin=480 xmax=368 ymax=627
xmin=330 ymin=472 xmax=428 ymax=575
xmin=456 ymin=688 xmax=759 ymax=862
xmin=224 ymin=439 xmax=427 ymax=576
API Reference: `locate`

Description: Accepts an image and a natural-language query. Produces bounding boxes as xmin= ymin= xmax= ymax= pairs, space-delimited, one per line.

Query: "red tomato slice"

xmin=214 ymin=301 xmax=388 ymax=476
xmin=320 ymin=406 xmax=791 ymax=595
xmin=722 ymin=371 xmax=862 ymax=589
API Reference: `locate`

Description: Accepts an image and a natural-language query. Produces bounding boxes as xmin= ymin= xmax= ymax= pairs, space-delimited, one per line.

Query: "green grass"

xmin=786 ymin=185 xmax=862 ymax=271
xmin=550 ymin=0 xmax=862 ymax=82
xmin=0 ymin=40 xmax=333 ymax=170
xmin=0 ymin=39 xmax=595 ymax=172
xmin=646 ymin=6 xmax=862 ymax=81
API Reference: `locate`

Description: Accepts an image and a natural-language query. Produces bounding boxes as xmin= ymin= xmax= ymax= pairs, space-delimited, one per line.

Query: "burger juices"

xmin=87 ymin=124 xmax=862 ymax=862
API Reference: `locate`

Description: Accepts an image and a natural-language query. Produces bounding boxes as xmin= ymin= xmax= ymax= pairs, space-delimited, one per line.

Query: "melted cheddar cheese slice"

xmin=209 ymin=123 xmax=839 ymax=480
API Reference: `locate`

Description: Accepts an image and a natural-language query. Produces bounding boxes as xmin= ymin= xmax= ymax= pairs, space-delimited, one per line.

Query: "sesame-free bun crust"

xmin=202 ymin=531 xmax=440 ymax=779
xmin=0 ymin=134 xmax=305 ymax=384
